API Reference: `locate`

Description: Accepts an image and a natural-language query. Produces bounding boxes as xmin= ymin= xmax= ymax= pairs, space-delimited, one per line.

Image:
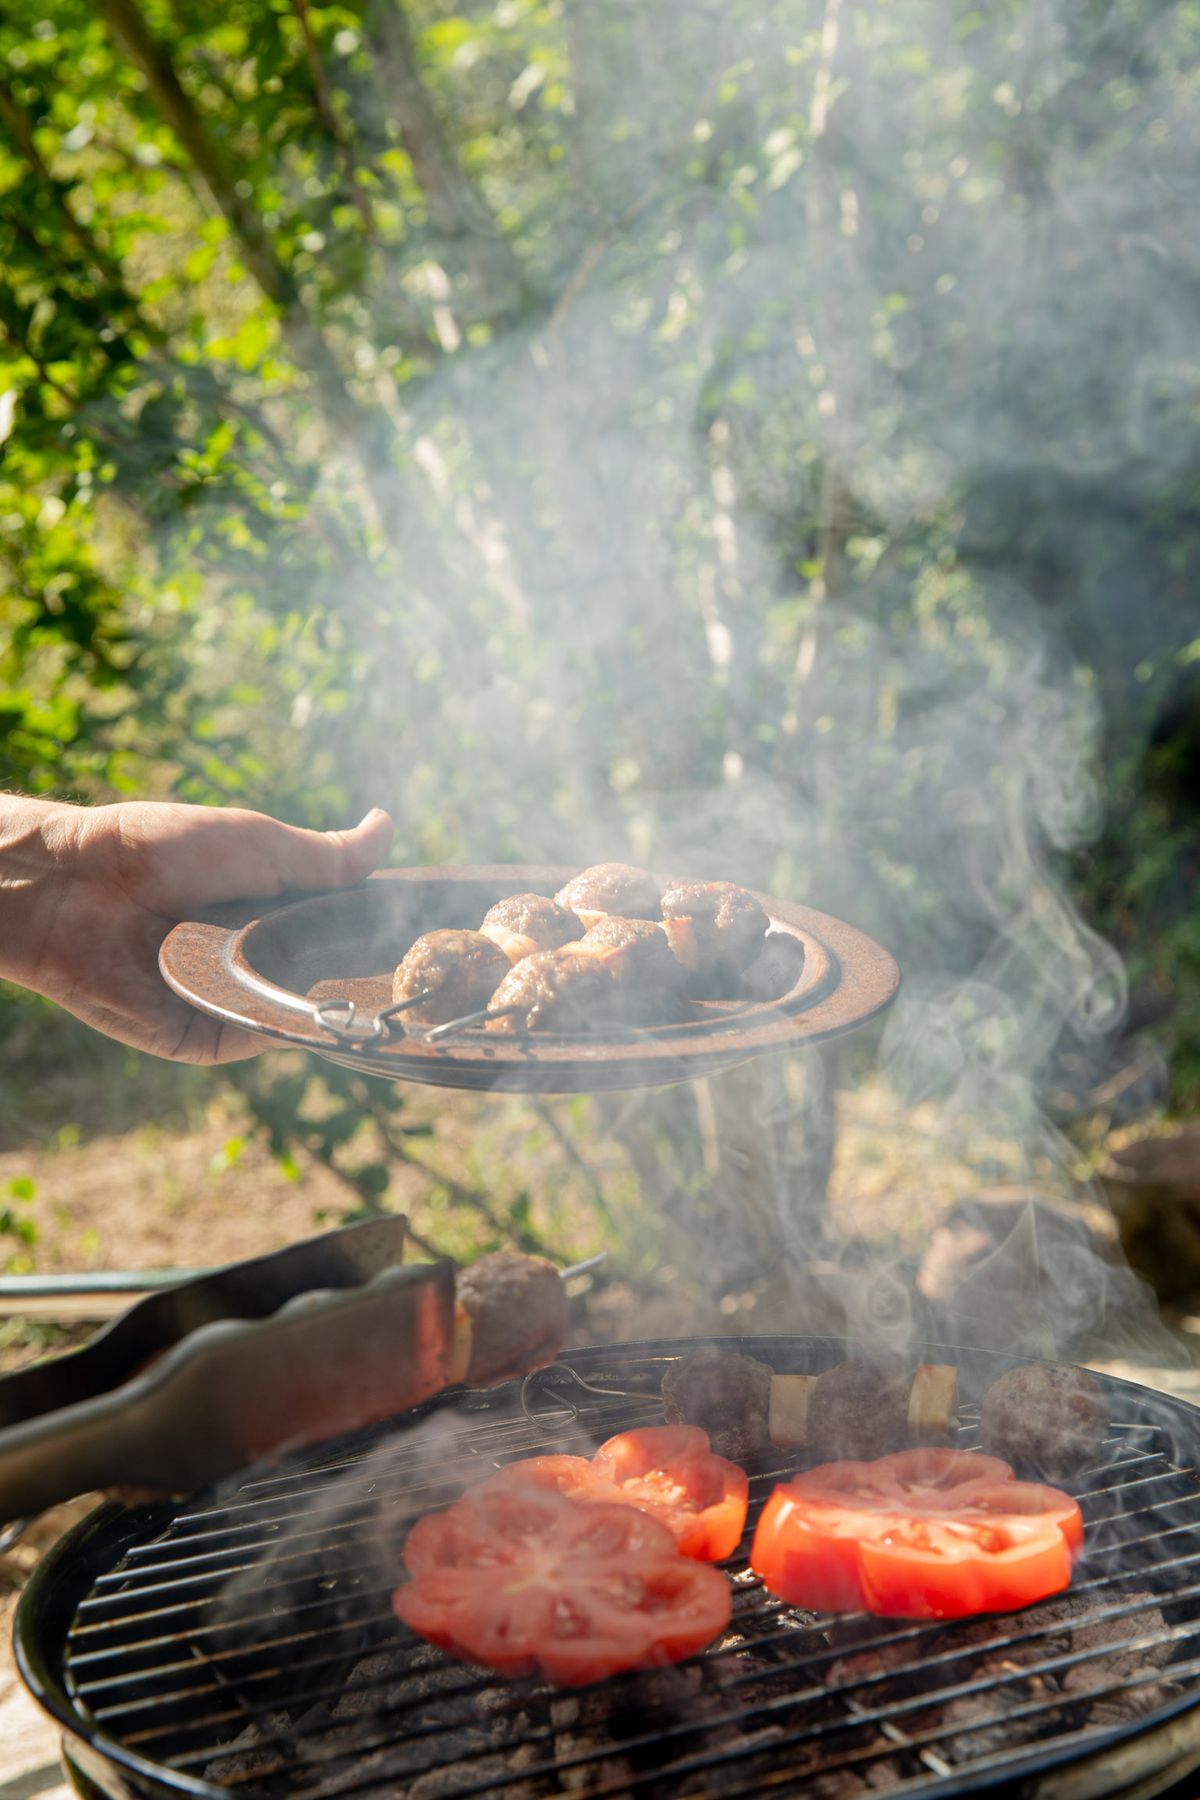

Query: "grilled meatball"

xmin=393 ymin=929 xmax=511 ymax=1027
xmin=979 ymin=1364 xmax=1108 ymax=1478
xmin=661 ymin=1347 xmax=772 ymax=1460
xmin=486 ymin=947 xmax=618 ymax=1033
xmin=479 ymin=893 xmax=584 ymax=963
xmin=580 ymin=917 xmax=684 ymax=1023
xmin=554 ymin=862 xmax=662 ymax=925
xmin=805 ymin=1359 xmax=910 ymax=1461
xmin=457 ymin=1251 xmax=568 ymax=1384
xmin=660 ymin=881 xmax=769 ymax=984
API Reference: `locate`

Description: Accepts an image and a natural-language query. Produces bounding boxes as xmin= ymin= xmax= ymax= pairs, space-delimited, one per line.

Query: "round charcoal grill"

xmin=18 ymin=1338 xmax=1200 ymax=1800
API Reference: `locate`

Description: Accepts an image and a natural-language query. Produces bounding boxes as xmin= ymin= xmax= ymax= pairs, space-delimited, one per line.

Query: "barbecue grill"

xmin=17 ymin=1337 xmax=1200 ymax=1800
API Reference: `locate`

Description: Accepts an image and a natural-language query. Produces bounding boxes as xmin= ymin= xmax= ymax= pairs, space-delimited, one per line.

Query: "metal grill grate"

xmin=29 ymin=1339 xmax=1200 ymax=1799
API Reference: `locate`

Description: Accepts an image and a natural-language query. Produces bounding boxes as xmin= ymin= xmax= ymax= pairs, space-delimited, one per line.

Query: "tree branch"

xmin=95 ymin=0 xmax=403 ymax=538
xmin=361 ymin=0 xmax=525 ymax=307
xmin=0 ymin=77 xmax=165 ymax=343
xmin=96 ymin=0 xmax=295 ymax=309
xmin=290 ymin=0 xmax=376 ymax=235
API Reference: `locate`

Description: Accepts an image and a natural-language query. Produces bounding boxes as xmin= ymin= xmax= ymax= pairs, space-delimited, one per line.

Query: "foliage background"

xmin=1 ymin=0 xmax=1198 ymax=1291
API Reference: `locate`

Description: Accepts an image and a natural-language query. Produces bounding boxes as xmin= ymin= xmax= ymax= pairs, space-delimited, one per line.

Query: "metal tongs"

xmin=0 ymin=1218 xmax=458 ymax=1535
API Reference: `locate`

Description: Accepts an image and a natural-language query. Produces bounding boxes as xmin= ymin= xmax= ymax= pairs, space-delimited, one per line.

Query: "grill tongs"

xmin=0 ymin=1218 xmax=457 ymax=1535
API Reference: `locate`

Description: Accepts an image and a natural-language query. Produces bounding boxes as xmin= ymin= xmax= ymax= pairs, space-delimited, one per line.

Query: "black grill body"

xmin=16 ymin=1337 xmax=1200 ymax=1800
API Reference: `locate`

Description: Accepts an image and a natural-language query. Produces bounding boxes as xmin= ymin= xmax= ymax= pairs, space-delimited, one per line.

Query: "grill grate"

xmin=29 ymin=1339 xmax=1200 ymax=1800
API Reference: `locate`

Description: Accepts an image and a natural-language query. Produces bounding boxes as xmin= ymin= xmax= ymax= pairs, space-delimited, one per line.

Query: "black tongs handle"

xmin=0 ymin=1218 xmax=459 ymax=1525
xmin=0 ymin=1216 xmax=410 ymax=1430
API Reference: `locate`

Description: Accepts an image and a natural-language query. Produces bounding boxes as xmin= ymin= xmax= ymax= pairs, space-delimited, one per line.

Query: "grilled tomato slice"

xmin=751 ymin=1448 xmax=1081 ymax=1619
xmin=394 ymin=1483 xmax=730 ymax=1684
xmin=488 ymin=1424 xmax=748 ymax=1561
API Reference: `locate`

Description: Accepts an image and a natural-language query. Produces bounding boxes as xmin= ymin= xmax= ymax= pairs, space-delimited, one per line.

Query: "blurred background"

xmin=1 ymin=0 xmax=1200 ymax=1373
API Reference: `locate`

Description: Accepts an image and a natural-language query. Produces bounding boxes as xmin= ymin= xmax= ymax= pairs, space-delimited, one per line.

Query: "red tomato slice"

xmin=953 ymin=1480 xmax=1084 ymax=1553
xmin=857 ymin=1515 xmax=1072 ymax=1620
xmin=487 ymin=1426 xmax=749 ymax=1562
xmin=751 ymin=1449 xmax=1082 ymax=1619
xmin=750 ymin=1486 xmax=874 ymax=1611
xmin=394 ymin=1482 xmax=730 ymax=1685
xmin=591 ymin=1426 xmax=749 ymax=1561
xmin=789 ymin=1448 xmax=1016 ymax=1512
xmin=486 ymin=1453 xmax=610 ymax=1505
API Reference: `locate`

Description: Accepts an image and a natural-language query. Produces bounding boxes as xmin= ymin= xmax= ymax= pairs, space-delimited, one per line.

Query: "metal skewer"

xmin=425 ymin=1002 xmax=524 ymax=1042
xmin=519 ymin=1361 xmax=656 ymax=1432
xmin=559 ymin=1252 xmax=607 ymax=1282
xmin=312 ymin=989 xmax=432 ymax=1044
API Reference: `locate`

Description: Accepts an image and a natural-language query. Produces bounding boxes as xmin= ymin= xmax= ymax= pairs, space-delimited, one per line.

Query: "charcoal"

xmin=908 ymin=1680 xmax=1051 ymax=1762
xmin=826 ymin=1635 xmax=928 ymax=1686
xmin=1059 ymin=1593 xmax=1183 ymax=1722
xmin=1059 ymin=1596 xmax=1174 ymax=1687
xmin=1086 ymin=1681 xmax=1182 ymax=1726
xmin=283 ymin=1731 xmax=550 ymax=1800
xmin=203 ymin=1713 xmax=291 ymax=1782
xmin=759 ymin=1756 xmax=909 ymax=1797
xmin=902 ymin=1591 xmax=1183 ymax=1767
xmin=551 ymin=1687 xmax=635 ymax=1793
xmin=407 ymin=1741 xmax=546 ymax=1799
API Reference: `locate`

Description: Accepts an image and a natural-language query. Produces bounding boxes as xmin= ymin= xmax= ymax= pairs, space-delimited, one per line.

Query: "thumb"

xmin=265 ymin=807 xmax=394 ymax=891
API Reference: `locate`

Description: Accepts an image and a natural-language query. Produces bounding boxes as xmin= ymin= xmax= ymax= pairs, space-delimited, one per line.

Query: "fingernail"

xmin=357 ymin=807 xmax=389 ymax=828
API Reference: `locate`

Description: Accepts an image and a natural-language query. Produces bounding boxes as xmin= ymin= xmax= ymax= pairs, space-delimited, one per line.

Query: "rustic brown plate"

xmin=159 ymin=866 xmax=899 ymax=1093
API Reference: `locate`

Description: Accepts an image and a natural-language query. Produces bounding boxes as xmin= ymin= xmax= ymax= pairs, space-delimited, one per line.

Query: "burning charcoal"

xmin=327 ymin=1648 xmax=422 ymax=1723
xmin=979 ymin=1363 xmax=1109 ymax=1478
xmin=909 ymin=1685 xmax=1048 ymax=1762
xmin=806 ymin=1360 xmax=909 ymax=1461
xmin=551 ymin=1688 xmax=635 ymax=1794
xmin=407 ymin=1744 xmax=546 ymax=1799
xmin=1058 ymin=1592 xmax=1181 ymax=1723
xmin=661 ymin=1347 xmax=772 ymax=1459
xmin=203 ymin=1715 xmax=292 ymax=1782
xmin=826 ymin=1634 xmax=931 ymax=1686
xmin=1085 ymin=1677 xmax=1183 ymax=1728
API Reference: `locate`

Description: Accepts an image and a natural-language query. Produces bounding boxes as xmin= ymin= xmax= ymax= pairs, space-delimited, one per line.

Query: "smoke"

xmin=130 ymin=0 xmax=1198 ymax=1355
xmin=312 ymin=0 xmax=1198 ymax=1363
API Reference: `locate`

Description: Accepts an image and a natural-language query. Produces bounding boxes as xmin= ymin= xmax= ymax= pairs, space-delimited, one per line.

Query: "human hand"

xmin=0 ymin=798 xmax=393 ymax=1062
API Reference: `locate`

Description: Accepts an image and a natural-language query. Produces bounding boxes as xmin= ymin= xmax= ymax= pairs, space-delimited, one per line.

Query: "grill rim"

xmin=16 ymin=1337 xmax=1200 ymax=1800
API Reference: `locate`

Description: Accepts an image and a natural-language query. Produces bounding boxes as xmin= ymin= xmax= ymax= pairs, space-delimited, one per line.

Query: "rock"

xmin=1103 ymin=1126 xmax=1200 ymax=1304
xmin=915 ymin=1186 xmax=1129 ymax=1355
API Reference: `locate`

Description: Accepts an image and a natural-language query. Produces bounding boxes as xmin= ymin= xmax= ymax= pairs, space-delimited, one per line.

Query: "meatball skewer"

xmin=434 ymin=923 xmax=687 ymax=1039
xmin=393 ymin=929 xmax=512 ymax=1028
xmin=659 ymin=879 xmax=770 ymax=993
xmin=662 ymin=1349 xmax=960 ymax=1460
xmin=479 ymin=893 xmax=584 ymax=964
xmin=448 ymin=1250 xmax=570 ymax=1385
xmin=554 ymin=862 xmax=663 ymax=927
